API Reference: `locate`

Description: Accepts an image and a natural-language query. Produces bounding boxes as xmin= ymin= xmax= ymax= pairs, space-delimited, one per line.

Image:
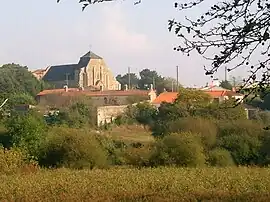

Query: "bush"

xmin=167 ymin=117 xmax=217 ymax=150
xmin=95 ymin=136 xmax=127 ymax=166
xmin=39 ymin=127 xmax=108 ymax=169
xmin=150 ymin=132 xmax=206 ymax=167
xmin=208 ymin=148 xmax=234 ymax=167
xmin=217 ymin=120 xmax=263 ymax=165
xmin=124 ymin=144 xmax=153 ymax=168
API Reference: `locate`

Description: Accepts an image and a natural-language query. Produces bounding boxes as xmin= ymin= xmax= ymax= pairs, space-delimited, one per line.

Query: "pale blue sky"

xmin=0 ymin=0 xmax=246 ymax=87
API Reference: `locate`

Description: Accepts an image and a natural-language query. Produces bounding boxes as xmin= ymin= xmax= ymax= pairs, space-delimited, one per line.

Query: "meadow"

xmin=0 ymin=167 xmax=270 ymax=202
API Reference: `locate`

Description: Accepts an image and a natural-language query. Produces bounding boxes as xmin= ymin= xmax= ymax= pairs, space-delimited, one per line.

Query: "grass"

xmin=102 ymin=125 xmax=154 ymax=144
xmin=1 ymin=167 xmax=270 ymax=201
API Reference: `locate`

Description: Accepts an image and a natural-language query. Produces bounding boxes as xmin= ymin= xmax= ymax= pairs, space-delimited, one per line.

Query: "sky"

xmin=0 ymin=0 xmax=247 ymax=87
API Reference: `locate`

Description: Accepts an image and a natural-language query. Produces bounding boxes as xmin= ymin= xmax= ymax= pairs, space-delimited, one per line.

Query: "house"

xmin=32 ymin=51 xmax=121 ymax=90
xmin=153 ymin=86 xmax=244 ymax=106
xmin=152 ymin=87 xmax=256 ymax=119
xmin=200 ymin=86 xmax=244 ymax=103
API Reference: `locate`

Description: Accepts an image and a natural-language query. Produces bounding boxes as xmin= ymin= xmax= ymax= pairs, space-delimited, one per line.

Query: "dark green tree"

xmin=116 ymin=73 xmax=139 ymax=89
xmin=5 ymin=110 xmax=47 ymax=158
xmin=0 ymin=64 xmax=44 ymax=97
xmin=220 ymin=80 xmax=233 ymax=90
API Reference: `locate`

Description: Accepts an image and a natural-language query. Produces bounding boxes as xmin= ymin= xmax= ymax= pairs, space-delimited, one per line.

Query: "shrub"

xmin=150 ymin=132 xmax=206 ymax=167
xmin=167 ymin=117 xmax=217 ymax=150
xmin=208 ymin=148 xmax=234 ymax=167
xmin=39 ymin=127 xmax=108 ymax=169
xmin=124 ymin=144 xmax=153 ymax=168
xmin=95 ymin=136 xmax=127 ymax=166
xmin=217 ymin=120 xmax=263 ymax=165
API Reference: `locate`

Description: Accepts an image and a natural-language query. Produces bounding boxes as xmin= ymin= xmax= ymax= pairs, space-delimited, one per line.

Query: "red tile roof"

xmin=37 ymin=88 xmax=152 ymax=97
xmin=152 ymin=90 xmax=243 ymax=105
xmin=204 ymin=90 xmax=243 ymax=98
xmin=152 ymin=92 xmax=178 ymax=104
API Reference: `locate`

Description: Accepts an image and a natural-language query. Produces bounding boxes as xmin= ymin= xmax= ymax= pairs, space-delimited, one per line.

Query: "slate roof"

xmin=43 ymin=64 xmax=77 ymax=81
xmin=43 ymin=51 xmax=101 ymax=82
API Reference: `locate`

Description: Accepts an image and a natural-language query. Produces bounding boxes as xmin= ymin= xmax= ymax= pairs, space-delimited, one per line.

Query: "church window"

xmin=92 ymin=67 xmax=95 ymax=85
xmin=100 ymin=66 xmax=102 ymax=80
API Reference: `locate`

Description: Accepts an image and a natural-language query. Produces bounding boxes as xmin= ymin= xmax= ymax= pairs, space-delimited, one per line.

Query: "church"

xmin=33 ymin=51 xmax=121 ymax=90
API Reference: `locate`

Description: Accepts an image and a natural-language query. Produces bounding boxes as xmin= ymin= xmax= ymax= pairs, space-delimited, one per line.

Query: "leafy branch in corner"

xmin=56 ymin=0 xmax=141 ymax=11
xmin=169 ymin=0 xmax=270 ymax=98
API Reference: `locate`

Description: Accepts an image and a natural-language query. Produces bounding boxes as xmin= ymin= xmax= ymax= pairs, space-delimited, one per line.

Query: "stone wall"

xmin=96 ymin=105 xmax=128 ymax=126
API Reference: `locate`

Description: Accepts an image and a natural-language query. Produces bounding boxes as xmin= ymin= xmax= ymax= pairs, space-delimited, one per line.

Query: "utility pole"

xmin=176 ymin=66 xmax=179 ymax=90
xmin=128 ymin=67 xmax=131 ymax=90
xmin=225 ymin=66 xmax=228 ymax=81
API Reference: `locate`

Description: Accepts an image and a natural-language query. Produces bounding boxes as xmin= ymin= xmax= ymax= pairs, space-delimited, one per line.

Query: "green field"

xmin=1 ymin=167 xmax=270 ymax=202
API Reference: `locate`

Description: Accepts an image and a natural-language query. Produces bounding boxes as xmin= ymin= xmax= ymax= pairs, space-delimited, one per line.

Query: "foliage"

xmin=202 ymin=99 xmax=247 ymax=120
xmin=5 ymin=110 xmax=47 ymax=158
xmin=125 ymin=95 xmax=149 ymax=104
xmin=208 ymin=148 xmax=234 ymax=167
xmin=174 ymin=88 xmax=211 ymax=112
xmin=169 ymin=0 xmax=270 ymax=91
xmin=39 ymin=127 xmax=108 ymax=169
xmin=166 ymin=117 xmax=217 ymax=150
xmin=45 ymin=97 xmax=96 ymax=128
xmin=124 ymin=144 xmax=153 ymax=168
xmin=115 ymin=103 xmax=157 ymax=127
xmin=116 ymin=69 xmax=179 ymax=94
xmin=116 ymin=73 xmax=139 ymax=90
xmin=219 ymin=80 xmax=233 ymax=90
xmin=133 ymin=102 xmax=157 ymax=126
xmin=217 ymin=120 xmax=264 ymax=165
xmin=150 ymin=132 xmax=206 ymax=167
xmin=7 ymin=93 xmax=36 ymax=109
xmin=0 ymin=64 xmax=47 ymax=98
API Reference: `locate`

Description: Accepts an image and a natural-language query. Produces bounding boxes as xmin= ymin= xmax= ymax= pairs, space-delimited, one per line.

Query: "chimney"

xmin=63 ymin=85 xmax=68 ymax=92
xmin=124 ymin=84 xmax=128 ymax=91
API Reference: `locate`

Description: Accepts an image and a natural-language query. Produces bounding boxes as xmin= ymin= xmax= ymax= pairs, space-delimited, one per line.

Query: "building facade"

xmin=33 ymin=51 xmax=121 ymax=90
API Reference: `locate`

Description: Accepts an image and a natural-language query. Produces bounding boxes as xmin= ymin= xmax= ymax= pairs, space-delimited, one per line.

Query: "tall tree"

xmin=220 ymin=80 xmax=233 ymax=90
xmin=138 ymin=69 xmax=163 ymax=90
xmin=116 ymin=73 xmax=139 ymax=89
xmin=0 ymin=64 xmax=49 ymax=108
xmin=169 ymin=0 xmax=270 ymax=94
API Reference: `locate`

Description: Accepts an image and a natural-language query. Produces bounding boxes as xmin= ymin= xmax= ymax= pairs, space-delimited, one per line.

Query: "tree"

xmin=116 ymin=73 xmax=139 ymax=89
xmin=220 ymin=80 xmax=233 ymax=90
xmin=0 ymin=64 xmax=50 ymax=110
xmin=138 ymin=69 xmax=161 ymax=90
xmin=169 ymin=0 xmax=270 ymax=94
xmin=5 ymin=110 xmax=47 ymax=158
